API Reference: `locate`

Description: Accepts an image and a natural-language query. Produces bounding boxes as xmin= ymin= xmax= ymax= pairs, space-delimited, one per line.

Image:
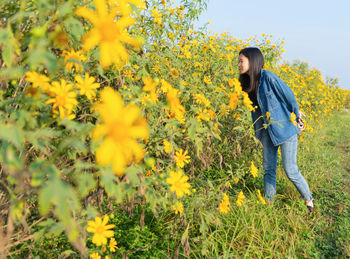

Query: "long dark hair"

xmin=238 ymin=47 xmax=265 ymax=105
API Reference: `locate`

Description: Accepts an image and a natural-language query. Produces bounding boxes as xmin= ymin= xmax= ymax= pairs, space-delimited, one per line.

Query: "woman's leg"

xmin=261 ymin=130 xmax=279 ymax=201
xmin=280 ymin=134 xmax=313 ymax=201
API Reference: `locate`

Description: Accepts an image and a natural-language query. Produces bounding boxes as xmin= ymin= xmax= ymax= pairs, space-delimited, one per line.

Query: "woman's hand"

xmin=298 ymin=111 xmax=306 ymax=131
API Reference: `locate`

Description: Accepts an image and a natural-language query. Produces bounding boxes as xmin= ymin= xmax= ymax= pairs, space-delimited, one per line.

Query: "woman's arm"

xmin=272 ymin=76 xmax=300 ymax=121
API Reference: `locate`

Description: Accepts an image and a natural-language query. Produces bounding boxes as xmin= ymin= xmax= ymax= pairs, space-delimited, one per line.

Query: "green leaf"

xmin=125 ymin=165 xmax=141 ymax=185
xmin=37 ymin=219 xmax=65 ymax=237
xmin=39 ymin=176 xmax=80 ymax=224
xmin=76 ymin=173 xmax=96 ymax=198
xmin=100 ymin=168 xmax=123 ymax=202
xmin=64 ymin=17 xmax=84 ymax=40
xmin=30 ymin=161 xmax=58 ymax=187
xmin=187 ymin=117 xmax=200 ymax=140
xmin=0 ymin=123 xmax=24 ymax=151
xmin=38 ymin=179 xmax=56 ymax=215
xmin=27 ymin=48 xmax=57 ymax=72
xmin=0 ymin=142 xmax=23 ymax=170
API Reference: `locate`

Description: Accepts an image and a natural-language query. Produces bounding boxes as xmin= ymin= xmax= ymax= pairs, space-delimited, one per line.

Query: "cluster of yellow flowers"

xmin=218 ymin=161 xmax=263 ymax=213
xmin=25 ymin=71 xmax=100 ymax=119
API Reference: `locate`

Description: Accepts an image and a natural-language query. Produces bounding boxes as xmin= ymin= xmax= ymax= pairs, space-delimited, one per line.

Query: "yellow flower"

xmin=250 ymin=162 xmax=258 ymax=178
xmin=233 ymin=177 xmax=239 ymax=184
xmin=163 ymin=140 xmax=173 ymax=153
xmin=160 ymin=79 xmax=171 ymax=93
xmin=45 ymin=79 xmax=78 ymax=120
xmin=142 ymin=77 xmax=159 ymax=104
xmin=229 ymin=92 xmax=239 ymax=110
xmin=228 ymin=78 xmax=235 ymax=87
xmin=231 ymin=78 xmax=243 ymax=95
xmin=76 ymin=0 xmax=140 ymax=69
xmin=290 ymin=112 xmax=297 ymax=126
xmin=142 ymin=77 xmax=158 ymax=93
xmin=218 ymin=193 xmax=230 ymax=214
xmin=86 ymin=215 xmax=115 ymax=246
xmin=109 ymin=237 xmax=118 ymax=252
xmin=170 ymin=68 xmax=179 ymax=78
xmin=151 ymin=8 xmax=163 ymax=26
xmin=257 ymin=190 xmax=266 ymax=205
xmin=25 ymin=71 xmax=51 ymax=94
xmin=236 ymin=191 xmax=245 ymax=207
xmin=266 ymin=111 xmax=271 ymax=120
xmin=242 ymin=92 xmax=255 ymax=111
xmin=92 ymin=87 xmax=149 ymax=176
xmin=174 ymin=149 xmax=190 ymax=168
xmin=194 ymin=93 xmax=211 ymax=107
xmin=233 ymin=113 xmax=240 ymax=120
xmin=152 ymin=64 xmax=160 ymax=72
xmin=172 ymin=202 xmax=184 ymax=214
xmin=203 ymin=76 xmax=212 ymax=85
xmin=75 ymin=73 xmax=100 ymax=100
xmin=166 ymin=169 xmax=191 ymax=197
xmin=90 ymin=252 xmax=101 ymax=259
xmin=208 ymin=109 xmax=216 ymax=120
xmin=166 ymin=86 xmax=186 ymax=123
xmin=62 ymin=48 xmax=87 ymax=72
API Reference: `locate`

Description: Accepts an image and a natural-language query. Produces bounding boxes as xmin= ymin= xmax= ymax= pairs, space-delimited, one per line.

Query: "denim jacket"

xmin=252 ymin=69 xmax=300 ymax=146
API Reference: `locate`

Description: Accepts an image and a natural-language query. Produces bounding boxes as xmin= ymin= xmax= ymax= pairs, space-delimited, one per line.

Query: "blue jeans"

xmin=261 ymin=130 xmax=312 ymax=201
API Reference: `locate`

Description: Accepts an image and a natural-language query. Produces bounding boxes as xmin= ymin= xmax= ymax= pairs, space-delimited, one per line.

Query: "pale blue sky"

xmin=194 ymin=0 xmax=350 ymax=90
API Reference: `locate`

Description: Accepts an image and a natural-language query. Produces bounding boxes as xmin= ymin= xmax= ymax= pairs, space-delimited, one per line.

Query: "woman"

xmin=238 ymin=47 xmax=314 ymax=212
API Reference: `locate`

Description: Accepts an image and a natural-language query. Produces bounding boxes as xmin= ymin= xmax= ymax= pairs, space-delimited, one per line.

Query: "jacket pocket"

xmin=265 ymin=90 xmax=279 ymax=110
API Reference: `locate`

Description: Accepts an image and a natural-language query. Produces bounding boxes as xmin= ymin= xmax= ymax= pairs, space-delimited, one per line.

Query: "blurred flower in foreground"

xmin=76 ymin=0 xmax=141 ymax=69
xmin=92 ymin=87 xmax=149 ymax=176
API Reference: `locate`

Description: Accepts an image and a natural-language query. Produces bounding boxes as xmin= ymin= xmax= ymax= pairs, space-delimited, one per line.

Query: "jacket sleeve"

xmin=272 ymin=76 xmax=300 ymax=121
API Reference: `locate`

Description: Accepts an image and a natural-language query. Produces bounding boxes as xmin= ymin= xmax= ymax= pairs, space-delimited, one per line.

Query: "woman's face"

xmin=238 ymin=54 xmax=249 ymax=74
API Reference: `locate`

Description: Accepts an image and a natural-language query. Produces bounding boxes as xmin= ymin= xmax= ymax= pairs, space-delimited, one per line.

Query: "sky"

xmin=194 ymin=0 xmax=350 ymax=90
